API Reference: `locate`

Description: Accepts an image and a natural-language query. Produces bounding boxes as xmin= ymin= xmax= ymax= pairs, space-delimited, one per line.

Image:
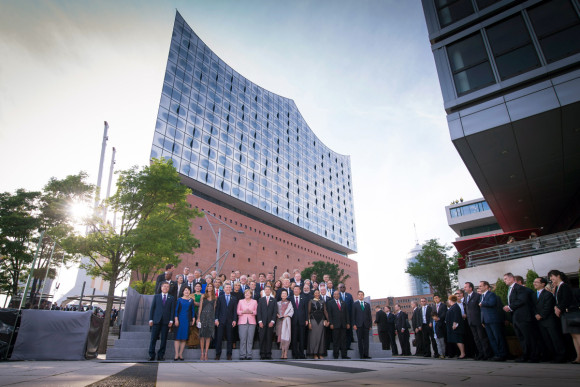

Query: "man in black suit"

xmin=394 ymin=304 xmax=411 ymax=356
xmin=290 ymin=286 xmax=308 ymax=359
xmin=385 ymin=306 xmax=398 ymax=355
xmin=155 ymin=272 xmax=175 ymax=295
xmin=319 ymin=284 xmax=333 ymax=355
xmin=214 ymin=283 xmax=238 ymax=360
xmin=533 ymin=277 xmax=566 ymax=362
xmin=503 ymin=273 xmax=539 ymax=362
xmin=257 ymin=285 xmax=277 ymax=360
xmin=464 ymin=282 xmax=492 ymax=360
xmin=327 ymin=289 xmax=351 ymax=359
xmin=411 ymin=301 xmax=423 ymax=356
xmin=249 ymin=281 xmax=261 ymax=301
xmin=432 ymin=295 xmax=446 ymax=358
xmin=155 ymin=264 xmax=174 ymax=294
xmin=375 ymin=306 xmax=390 ymax=350
xmin=338 ymin=283 xmax=354 ymax=349
xmin=352 ymin=290 xmax=372 ymax=359
xmin=276 ymin=279 xmax=291 ymax=301
xmin=148 ymin=282 xmax=175 ymax=361
xmin=418 ymin=297 xmax=435 ymax=357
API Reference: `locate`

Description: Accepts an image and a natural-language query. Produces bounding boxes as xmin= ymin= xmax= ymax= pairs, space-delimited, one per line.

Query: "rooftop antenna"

xmin=94 ymin=121 xmax=109 ymax=217
xmin=413 ymin=223 xmax=419 ymax=245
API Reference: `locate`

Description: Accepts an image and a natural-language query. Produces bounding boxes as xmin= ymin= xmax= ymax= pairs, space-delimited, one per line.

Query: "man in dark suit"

xmin=352 ymin=290 xmax=372 ymax=359
xmin=464 ymin=282 xmax=492 ymax=360
xmin=394 ymin=304 xmax=411 ymax=356
xmin=411 ymin=301 xmax=424 ymax=356
xmin=432 ymin=295 xmax=446 ymax=358
xmin=375 ymin=306 xmax=390 ymax=350
xmin=276 ymin=279 xmax=291 ymax=301
xmin=290 ymin=286 xmax=308 ymax=359
xmin=503 ymin=272 xmax=538 ymax=362
xmin=479 ymin=281 xmax=507 ymax=361
xmin=533 ymin=277 xmax=566 ymax=362
xmin=155 ymin=264 xmax=174 ymax=294
xmin=319 ymin=284 xmax=333 ymax=355
xmin=257 ymin=285 xmax=277 ymax=360
xmin=155 ymin=272 xmax=175 ymax=295
xmin=148 ymin=282 xmax=175 ymax=361
xmin=338 ymin=283 xmax=354 ymax=349
xmin=385 ymin=306 xmax=398 ymax=355
xmin=418 ymin=297 xmax=435 ymax=357
xmin=214 ymin=283 xmax=238 ymax=360
xmin=249 ymin=281 xmax=261 ymax=301
xmin=327 ymin=289 xmax=351 ymax=359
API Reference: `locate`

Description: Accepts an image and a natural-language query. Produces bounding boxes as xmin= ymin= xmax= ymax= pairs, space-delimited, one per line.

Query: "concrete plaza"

xmin=0 ymin=357 xmax=579 ymax=386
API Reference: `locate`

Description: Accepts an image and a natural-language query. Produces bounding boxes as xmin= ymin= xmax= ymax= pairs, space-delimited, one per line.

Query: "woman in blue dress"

xmin=173 ymin=286 xmax=195 ymax=360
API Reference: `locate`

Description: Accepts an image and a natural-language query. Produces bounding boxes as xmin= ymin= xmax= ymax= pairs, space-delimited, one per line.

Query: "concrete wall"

xmin=458 ymin=247 xmax=580 ymax=286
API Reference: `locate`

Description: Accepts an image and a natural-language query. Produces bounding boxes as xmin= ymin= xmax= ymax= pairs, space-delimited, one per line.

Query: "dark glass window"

xmin=435 ymin=0 xmax=475 ymax=28
xmin=447 ymin=33 xmax=495 ymax=95
xmin=476 ymin=0 xmax=500 ymax=10
xmin=486 ymin=15 xmax=541 ymax=80
xmin=528 ymin=0 xmax=580 ymax=63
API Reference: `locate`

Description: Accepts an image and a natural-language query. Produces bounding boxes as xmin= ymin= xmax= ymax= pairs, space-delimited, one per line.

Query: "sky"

xmin=0 ymin=0 xmax=482 ymax=299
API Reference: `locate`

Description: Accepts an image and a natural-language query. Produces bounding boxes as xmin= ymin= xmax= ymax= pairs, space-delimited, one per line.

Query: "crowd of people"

xmin=375 ymin=269 xmax=580 ymax=365
xmin=149 ymin=264 xmax=372 ymax=361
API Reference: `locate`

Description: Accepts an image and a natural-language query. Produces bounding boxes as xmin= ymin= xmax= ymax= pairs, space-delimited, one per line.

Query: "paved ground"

xmin=1 ymin=357 xmax=579 ymax=386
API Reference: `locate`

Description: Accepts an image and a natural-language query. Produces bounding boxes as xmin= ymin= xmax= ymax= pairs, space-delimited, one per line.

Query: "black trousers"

xmin=324 ymin=325 xmax=333 ymax=354
xmin=258 ymin=325 xmax=274 ymax=357
xmin=148 ymin=323 xmax=169 ymax=359
xmin=414 ymin=330 xmax=424 ymax=355
xmin=332 ymin=327 xmax=348 ymax=358
xmin=291 ymin=322 xmax=306 ymax=358
xmin=356 ymin=327 xmax=370 ymax=357
xmin=469 ymin=323 xmax=492 ymax=359
xmin=215 ymin=322 xmax=234 ymax=356
xmin=378 ymin=330 xmax=390 ymax=350
xmin=538 ymin=320 xmax=566 ymax=361
xmin=387 ymin=329 xmax=397 ymax=354
xmin=421 ymin=324 xmax=435 ymax=355
xmin=398 ymin=330 xmax=411 ymax=355
xmin=513 ymin=319 xmax=538 ymax=360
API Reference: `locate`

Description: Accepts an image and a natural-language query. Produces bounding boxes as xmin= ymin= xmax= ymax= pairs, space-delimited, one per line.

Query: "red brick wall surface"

xmin=173 ymin=194 xmax=359 ymax=292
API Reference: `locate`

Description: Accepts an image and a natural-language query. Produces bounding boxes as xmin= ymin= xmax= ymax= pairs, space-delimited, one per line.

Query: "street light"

xmin=202 ymin=210 xmax=244 ymax=274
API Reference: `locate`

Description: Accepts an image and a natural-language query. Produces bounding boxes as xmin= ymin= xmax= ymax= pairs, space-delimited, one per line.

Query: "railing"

xmin=466 ymin=228 xmax=580 ymax=268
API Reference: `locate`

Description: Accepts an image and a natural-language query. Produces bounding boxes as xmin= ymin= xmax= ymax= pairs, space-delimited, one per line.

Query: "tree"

xmin=405 ymin=239 xmax=459 ymax=298
xmin=63 ymin=158 xmax=202 ymax=353
xmin=301 ymin=261 xmax=350 ymax=287
xmin=494 ymin=277 xmax=509 ymax=305
xmin=524 ymin=269 xmax=539 ymax=290
xmin=0 ymin=189 xmax=41 ymax=301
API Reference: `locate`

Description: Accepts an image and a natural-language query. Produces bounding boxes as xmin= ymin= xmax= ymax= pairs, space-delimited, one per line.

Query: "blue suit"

xmin=480 ymin=291 xmax=507 ymax=358
xmin=214 ymin=293 xmax=238 ymax=357
xmin=148 ymin=292 xmax=175 ymax=360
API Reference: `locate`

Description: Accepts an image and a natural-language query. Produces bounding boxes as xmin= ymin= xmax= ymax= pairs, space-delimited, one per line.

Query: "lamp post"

xmin=202 ymin=210 xmax=244 ymax=274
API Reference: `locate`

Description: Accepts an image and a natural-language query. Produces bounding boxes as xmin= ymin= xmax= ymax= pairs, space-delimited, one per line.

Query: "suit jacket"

xmin=249 ymin=288 xmax=261 ymax=301
xmin=395 ymin=311 xmax=410 ymax=332
xmin=290 ymin=294 xmax=309 ymax=326
xmin=555 ymin=282 xmax=578 ymax=312
xmin=257 ymin=295 xmax=277 ymax=326
xmin=434 ymin=302 xmax=447 ymax=323
xmin=175 ymin=283 xmax=187 ymax=299
xmin=155 ymin=279 xmax=175 ymax=295
xmin=508 ymin=283 xmax=533 ymax=322
xmin=419 ymin=305 xmax=433 ymax=326
xmin=352 ymin=300 xmax=372 ymax=329
xmin=465 ymin=291 xmax=482 ymax=326
xmin=535 ymin=288 xmax=556 ymax=326
xmin=149 ymin=293 xmax=175 ymax=325
xmin=340 ymin=292 xmax=354 ymax=316
xmin=385 ymin=312 xmax=397 ymax=333
xmin=155 ymin=272 xmax=167 ymax=292
xmin=320 ymin=294 xmax=332 ymax=304
xmin=327 ymin=298 xmax=350 ymax=329
xmin=375 ymin=310 xmax=388 ymax=332
xmin=411 ymin=307 xmax=422 ymax=330
xmin=480 ymin=291 xmax=502 ymax=324
xmin=214 ymin=293 xmax=238 ymax=324
xmin=276 ymin=287 xmax=292 ymax=301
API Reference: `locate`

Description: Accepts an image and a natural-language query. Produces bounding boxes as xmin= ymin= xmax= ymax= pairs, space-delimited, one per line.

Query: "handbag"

xmin=564 ymin=310 xmax=580 ymax=327
xmin=197 ymin=321 xmax=202 ymax=328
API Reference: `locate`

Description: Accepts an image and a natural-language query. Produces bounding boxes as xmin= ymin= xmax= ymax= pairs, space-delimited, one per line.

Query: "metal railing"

xmin=467 ymin=228 xmax=580 ymax=268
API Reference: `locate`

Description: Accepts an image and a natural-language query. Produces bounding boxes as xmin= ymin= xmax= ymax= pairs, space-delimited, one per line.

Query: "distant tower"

xmin=407 ymin=227 xmax=430 ymax=296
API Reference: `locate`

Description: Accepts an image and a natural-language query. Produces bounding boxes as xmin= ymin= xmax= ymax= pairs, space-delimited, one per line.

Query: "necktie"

xmin=537 ymin=290 xmax=540 ymax=299
xmin=467 ymin=294 xmax=470 ymax=303
xmin=341 ymin=293 xmax=345 ymax=301
xmin=266 ymin=297 xmax=269 ymax=306
xmin=361 ymin=302 xmax=364 ymax=311
xmin=163 ymin=294 xmax=166 ymax=305
xmin=337 ymin=300 xmax=341 ymax=310
xmin=226 ymin=295 xmax=230 ymax=305
xmin=296 ymin=297 xmax=299 ymax=308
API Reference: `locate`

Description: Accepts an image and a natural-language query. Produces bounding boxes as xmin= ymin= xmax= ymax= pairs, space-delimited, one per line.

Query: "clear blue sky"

xmin=0 ymin=0 xmax=481 ymax=298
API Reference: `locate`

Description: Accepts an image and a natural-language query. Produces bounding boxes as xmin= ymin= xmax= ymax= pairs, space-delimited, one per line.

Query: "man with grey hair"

xmin=193 ymin=269 xmax=203 ymax=285
xmin=186 ymin=273 xmax=195 ymax=293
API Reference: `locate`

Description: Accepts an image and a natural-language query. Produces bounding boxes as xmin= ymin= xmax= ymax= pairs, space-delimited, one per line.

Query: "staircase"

xmin=106 ymin=325 xmax=391 ymax=360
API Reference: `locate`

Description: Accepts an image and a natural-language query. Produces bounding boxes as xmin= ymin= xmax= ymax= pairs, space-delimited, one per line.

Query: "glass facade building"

xmin=151 ymin=12 xmax=357 ymax=254
xmin=423 ymin=0 xmax=580 ymax=233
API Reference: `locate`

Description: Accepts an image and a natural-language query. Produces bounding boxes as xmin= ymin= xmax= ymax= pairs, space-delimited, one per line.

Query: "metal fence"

xmin=467 ymin=228 xmax=580 ymax=268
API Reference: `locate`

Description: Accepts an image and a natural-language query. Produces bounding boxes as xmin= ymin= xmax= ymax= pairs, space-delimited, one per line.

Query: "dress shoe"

xmin=157 ymin=357 xmax=165 ymax=361
xmin=423 ymin=354 xmax=431 ymax=357
xmin=267 ymin=356 xmax=272 ymax=360
xmin=364 ymin=356 xmax=372 ymax=359
xmin=215 ymin=355 xmax=220 ymax=360
xmin=333 ymin=356 xmax=338 ymax=359
xmin=149 ymin=356 xmax=155 ymax=361
xmin=342 ymin=356 xmax=351 ymax=359
xmin=247 ymin=357 xmax=253 ymax=360
xmin=514 ymin=357 xmax=526 ymax=363
xmin=492 ymin=356 xmax=506 ymax=362
xmin=227 ymin=355 xmax=232 ymax=360
xmin=260 ymin=356 xmax=265 ymax=360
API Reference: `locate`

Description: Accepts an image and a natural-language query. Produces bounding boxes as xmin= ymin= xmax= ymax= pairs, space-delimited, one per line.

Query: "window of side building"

xmin=436 ymin=0 xmax=475 ymax=28
xmin=447 ymin=32 xmax=496 ymax=95
xmin=527 ymin=0 xmax=580 ymax=64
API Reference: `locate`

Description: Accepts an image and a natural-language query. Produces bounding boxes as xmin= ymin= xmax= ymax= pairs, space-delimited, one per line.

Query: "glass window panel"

xmin=448 ymin=33 xmax=489 ymax=72
xmin=486 ymin=15 xmax=532 ymax=56
xmin=453 ymin=61 xmax=495 ymax=95
xmin=437 ymin=0 xmax=474 ymax=28
xmin=476 ymin=0 xmax=500 ymax=10
xmin=495 ymin=44 xmax=541 ymax=79
xmin=538 ymin=24 xmax=580 ymax=63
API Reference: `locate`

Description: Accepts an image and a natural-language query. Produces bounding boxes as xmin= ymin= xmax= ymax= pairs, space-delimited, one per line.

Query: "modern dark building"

xmin=149 ymin=12 xmax=359 ymax=289
xmin=422 ymin=0 xmax=580 ymax=234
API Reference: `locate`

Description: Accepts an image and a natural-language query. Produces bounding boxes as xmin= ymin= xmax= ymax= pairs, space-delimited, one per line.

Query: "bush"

xmin=525 ymin=269 xmax=539 ymax=290
xmin=493 ymin=277 xmax=508 ymax=306
xmin=132 ymin=280 xmax=156 ymax=295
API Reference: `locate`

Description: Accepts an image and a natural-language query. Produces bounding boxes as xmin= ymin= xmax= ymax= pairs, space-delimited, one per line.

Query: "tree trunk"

xmin=98 ymin=276 xmax=117 ymax=355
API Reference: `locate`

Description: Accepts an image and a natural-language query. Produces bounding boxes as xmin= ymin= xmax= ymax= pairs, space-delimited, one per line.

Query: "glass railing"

xmin=466 ymin=228 xmax=580 ymax=268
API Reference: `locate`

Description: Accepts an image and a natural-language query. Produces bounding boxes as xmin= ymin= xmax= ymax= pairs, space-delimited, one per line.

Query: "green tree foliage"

xmin=0 ymin=189 xmax=41 ymax=299
xmin=405 ymin=239 xmax=459 ymax=298
xmin=494 ymin=277 xmax=509 ymax=305
xmin=63 ymin=158 xmax=202 ymax=353
xmin=131 ymin=280 xmax=156 ymax=295
xmin=525 ymin=269 xmax=539 ymax=290
xmin=301 ymin=261 xmax=350 ymax=287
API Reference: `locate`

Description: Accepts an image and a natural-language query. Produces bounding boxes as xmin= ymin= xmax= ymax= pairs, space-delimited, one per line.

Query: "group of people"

xmin=375 ymin=269 xmax=580 ymax=364
xmin=148 ymin=265 xmax=373 ymax=361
